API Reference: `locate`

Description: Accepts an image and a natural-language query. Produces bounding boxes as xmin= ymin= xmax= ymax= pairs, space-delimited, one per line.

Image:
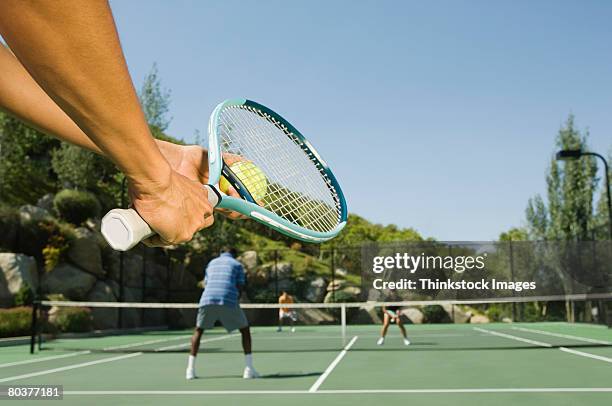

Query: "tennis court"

xmin=2 ymin=320 xmax=611 ymax=405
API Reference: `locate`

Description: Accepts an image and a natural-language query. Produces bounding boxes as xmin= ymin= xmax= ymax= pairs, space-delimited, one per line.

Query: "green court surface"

xmin=1 ymin=323 xmax=611 ymax=405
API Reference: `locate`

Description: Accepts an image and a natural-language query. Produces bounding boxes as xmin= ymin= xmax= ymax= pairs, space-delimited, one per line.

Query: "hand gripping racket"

xmin=101 ymin=99 xmax=348 ymax=251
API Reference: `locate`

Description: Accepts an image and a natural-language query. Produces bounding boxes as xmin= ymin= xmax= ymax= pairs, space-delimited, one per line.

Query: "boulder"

xmin=66 ymin=227 xmax=104 ymax=277
xmin=442 ymin=304 xmax=472 ymax=323
xmin=276 ymin=278 xmax=293 ymax=292
xmin=41 ymin=263 xmax=96 ymax=300
xmin=86 ymin=281 xmax=118 ymax=330
xmin=470 ymin=314 xmax=490 ymax=324
xmin=304 ymin=277 xmax=326 ymax=302
xmin=122 ymin=254 xmax=144 ymax=288
xmin=335 ymin=268 xmax=348 ymax=277
xmin=323 ymin=291 xmax=335 ymax=303
xmin=238 ymin=251 xmax=258 ymax=271
xmin=327 ymin=279 xmax=347 ymax=292
xmin=300 ymin=306 xmax=336 ymax=325
xmin=275 ymin=262 xmax=292 ymax=279
xmin=36 ymin=194 xmax=55 ymax=212
xmin=0 ymin=211 xmax=19 ymax=251
xmin=0 ymin=253 xmax=38 ymax=306
xmin=107 ymin=283 xmax=141 ymax=329
xmin=251 ymin=269 xmax=270 ymax=285
xmin=262 ymin=262 xmax=292 ymax=279
xmin=350 ymin=304 xmax=382 ymax=324
xmin=341 ymin=286 xmax=361 ymax=297
xmin=167 ymin=267 xmax=199 ymax=302
xmin=403 ymin=307 xmax=424 ymax=324
xmin=18 ymin=205 xmax=50 ymax=223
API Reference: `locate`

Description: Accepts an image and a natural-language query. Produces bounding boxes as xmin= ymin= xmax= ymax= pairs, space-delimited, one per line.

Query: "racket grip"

xmin=101 ymin=208 xmax=154 ymax=251
xmin=101 ymin=185 xmax=220 ymax=251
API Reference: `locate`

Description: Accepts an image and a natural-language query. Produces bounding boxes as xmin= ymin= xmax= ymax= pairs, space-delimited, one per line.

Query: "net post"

xmin=274 ymin=249 xmax=279 ymax=298
xmin=30 ymin=301 xmax=39 ymax=354
xmin=341 ymin=303 xmax=347 ymax=346
xmin=331 ymin=247 xmax=336 ymax=302
xmin=509 ymin=240 xmax=517 ymax=321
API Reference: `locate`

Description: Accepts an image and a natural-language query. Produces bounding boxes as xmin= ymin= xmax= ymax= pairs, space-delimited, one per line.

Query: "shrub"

xmin=53 ymin=189 xmax=101 ymax=225
xmin=13 ymin=283 xmax=35 ymax=306
xmin=49 ymin=307 xmax=93 ymax=333
xmin=327 ymin=290 xmax=359 ymax=303
xmin=250 ymin=289 xmax=278 ymax=304
xmin=0 ymin=205 xmax=19 ymax=251
xmin=0 ymin=307 xmax=32 ymax=338
xmin=15 ymin=217 xmax=74 ymax=267
xmin=422 ymin=305 xmax=452 ymax=323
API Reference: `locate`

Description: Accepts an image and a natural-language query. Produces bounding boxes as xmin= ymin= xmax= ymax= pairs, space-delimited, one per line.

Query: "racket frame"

xmin=207 ymin=99 xmax=347 ymax=242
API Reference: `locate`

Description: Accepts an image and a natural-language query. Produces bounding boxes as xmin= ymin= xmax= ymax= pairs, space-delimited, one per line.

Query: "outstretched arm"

xmin=0 ymin=44 xmax=100 ymax=153
xmin=0 ymin=0 xmax=215 ymax=245
xmin=0 ymin=0 xmax=164 ymax=181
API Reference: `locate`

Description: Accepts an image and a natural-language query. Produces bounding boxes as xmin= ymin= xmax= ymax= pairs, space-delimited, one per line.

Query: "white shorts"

xmin=279 ymin=310 xmax=297 ymax=321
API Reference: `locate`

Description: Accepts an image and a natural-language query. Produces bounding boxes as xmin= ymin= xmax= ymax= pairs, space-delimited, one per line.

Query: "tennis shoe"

xmin=403 ymin=338 xmax=411 ymax=346
xmin=186 ymin=367 xmax=196 ymax=380
xmin=376 ymin=337 xmax=385 ymax=346
xmin=243 ymin=366 xmax=260 ymax=379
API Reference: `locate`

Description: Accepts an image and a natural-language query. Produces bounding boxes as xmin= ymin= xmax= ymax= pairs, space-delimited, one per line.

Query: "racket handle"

xmin=101 ymin=185 xmax=220 ymax=251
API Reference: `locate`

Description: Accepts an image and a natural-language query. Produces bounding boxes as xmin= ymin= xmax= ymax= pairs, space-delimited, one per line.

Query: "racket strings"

xmin=218 ymin=106 xmax=340 ymax=233
xmin=221 ymin=110 xmax=338 ymax=232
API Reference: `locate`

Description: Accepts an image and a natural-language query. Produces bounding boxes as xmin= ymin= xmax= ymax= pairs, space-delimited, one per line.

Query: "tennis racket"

xmin=101 ymin=99 xmax=348 ymax=251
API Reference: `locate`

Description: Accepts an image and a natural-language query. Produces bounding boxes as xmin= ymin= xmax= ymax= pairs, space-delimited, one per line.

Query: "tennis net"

xmin=29 ymin=293 xmax=612 ymax=354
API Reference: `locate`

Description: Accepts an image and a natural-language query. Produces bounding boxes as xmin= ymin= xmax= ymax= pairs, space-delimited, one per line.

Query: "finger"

xmin=216 ymin=207 xmax=247 ymax=220
xmin=199 ymin=213 xmax=215 ymax=230
xmin=222 ymin=153 xmax=247 ymax=166
xmin=143 ymin=235 xmax=172 ymax=248
xmin=226 ymin=185 xmax=241 ymax=198
xmin=193 ymin=146 xmax=209 ymax=182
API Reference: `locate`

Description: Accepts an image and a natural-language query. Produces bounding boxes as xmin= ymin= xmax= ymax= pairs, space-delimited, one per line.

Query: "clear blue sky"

xmin=110 ymin=0 xmax=612 ymax=240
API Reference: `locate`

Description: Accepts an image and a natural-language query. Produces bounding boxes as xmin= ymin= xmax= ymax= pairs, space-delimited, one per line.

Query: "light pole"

xmin=556 ymin=149 xmax=612 ymax=240
xmin=557 ymin=148 xmax=612 ymax=327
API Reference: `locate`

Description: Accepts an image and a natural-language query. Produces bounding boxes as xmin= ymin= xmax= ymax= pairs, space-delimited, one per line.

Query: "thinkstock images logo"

xmin=371 ymin=252 xmax=488 ymax=274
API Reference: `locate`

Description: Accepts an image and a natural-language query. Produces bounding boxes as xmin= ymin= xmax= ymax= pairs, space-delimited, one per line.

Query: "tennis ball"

xmin=219 ymin=161 xmax=268 ymax=201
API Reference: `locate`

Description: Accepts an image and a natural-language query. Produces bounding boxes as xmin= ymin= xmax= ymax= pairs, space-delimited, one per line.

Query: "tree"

xmin=592 ymin=151 xmax=612 ymax=240
xmin=138 ymin=63 xmax=172 ymax=137
xmin=499 ymin=227 xmax=529 ymax=241
xmin=525 ymin=115 xmax=599 ymax=241
xmin=0 ymin=112 xmax=59 ymax=205
xmin=50 ymin=143 xmax=121 ymax=210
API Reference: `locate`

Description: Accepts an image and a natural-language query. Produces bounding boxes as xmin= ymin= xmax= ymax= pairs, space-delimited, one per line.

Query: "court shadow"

xmin=192 ymin=372 xmax=322 ymax=380
xmin=261 ymin=372 xmax=322 ymax=379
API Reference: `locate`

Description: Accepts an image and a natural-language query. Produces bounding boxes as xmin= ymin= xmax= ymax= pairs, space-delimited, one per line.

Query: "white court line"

xmin=0 ymin=333 xmax=237 ymax=382
xmin=62 ymin=387 xmax=612 ymax=395
xmin=253 ymin=333 xmax=471 ymax=340
xmin=0 ymin=351 xmax=91 ymax=369
xmin=559 ymin=348 xmax=612 ymax=363
xmin=511 ymin=327 xmax=612 ymax=345
xmin=475 ymin=327 xmax=612 ymax=364
xmin=155 ymin=334 xmax=236 ymax=351
xmin=104 ymin=335 xmax=192 ymax=351
xmin=0 ymin=353 xmax=143 ymax=383
xmin=309 ymin=336 xmax=358 ymax=393
xmin=473 ymin=327 xmax=552 ymax=347
xmin=0 ymin=334 xmax=191 ymax=369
